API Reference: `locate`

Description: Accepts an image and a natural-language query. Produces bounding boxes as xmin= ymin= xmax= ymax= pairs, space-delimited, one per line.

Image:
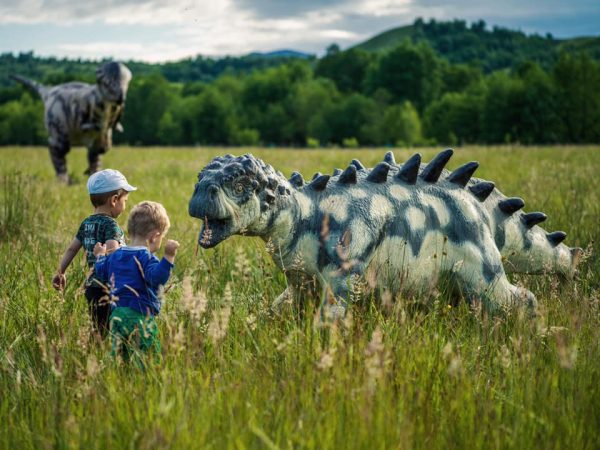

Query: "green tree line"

xmin=1 ymin=42 xmax=600 ymax=146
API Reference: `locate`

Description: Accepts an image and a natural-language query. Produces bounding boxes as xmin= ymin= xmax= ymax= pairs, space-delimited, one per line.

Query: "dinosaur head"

xmin=189 ymin=154 xmax=291 ymax=248
xmin=96 ymin=61 xmax=132 ymax=105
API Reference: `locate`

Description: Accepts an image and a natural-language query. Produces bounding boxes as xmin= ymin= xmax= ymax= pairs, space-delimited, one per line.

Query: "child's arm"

xmin=52 ymin=238 xmax=83 ymax=291
xmin=143 ymin=240 xmax=179 ymax=287
xmin=105 ymin=239 xmax=120 ymax=254
xmin=93 ymin=242 xmax=109 ymax=281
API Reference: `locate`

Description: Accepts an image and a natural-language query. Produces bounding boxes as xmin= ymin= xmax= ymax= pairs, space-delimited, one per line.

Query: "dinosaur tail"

xmin=10 ymin=74 xmax=48 ymax=101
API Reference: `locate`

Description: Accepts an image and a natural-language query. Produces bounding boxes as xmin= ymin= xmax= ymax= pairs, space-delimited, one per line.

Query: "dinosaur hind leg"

xmin=48 ymin=139 xmax=70 ymax=184
xmin=86 ymin=143 xmax=107 ymax=175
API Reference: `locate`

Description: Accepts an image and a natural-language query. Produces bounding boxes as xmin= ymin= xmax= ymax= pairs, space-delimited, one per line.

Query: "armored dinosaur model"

xmin=188 ymin=150 xmax=581 ymax=317
xmin=11 ymin=61 xmax=132 ymax=183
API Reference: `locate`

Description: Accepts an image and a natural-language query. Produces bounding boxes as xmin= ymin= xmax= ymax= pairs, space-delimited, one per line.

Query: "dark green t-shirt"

xmin=75 ymin=214 xmax=125 ymax=270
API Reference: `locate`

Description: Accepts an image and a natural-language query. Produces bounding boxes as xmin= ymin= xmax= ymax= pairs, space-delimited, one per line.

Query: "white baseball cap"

xmin=87 ymin=169 xmax=137 ymax=194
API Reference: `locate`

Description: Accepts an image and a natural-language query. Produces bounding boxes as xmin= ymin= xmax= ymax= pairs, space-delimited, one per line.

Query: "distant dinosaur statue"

xmin=11 ymin=61 xmax=132 ymax=183
xmin=188 ymin=150 xmax=582 ymax=318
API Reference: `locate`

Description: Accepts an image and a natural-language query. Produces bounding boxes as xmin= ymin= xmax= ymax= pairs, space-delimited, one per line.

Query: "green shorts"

xmin=109 ymin=307 xmax=161 ymax=365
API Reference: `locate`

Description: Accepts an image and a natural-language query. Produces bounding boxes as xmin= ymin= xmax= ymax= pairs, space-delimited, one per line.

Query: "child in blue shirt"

xmin=94 ymin=200 xmax=179 ymax=364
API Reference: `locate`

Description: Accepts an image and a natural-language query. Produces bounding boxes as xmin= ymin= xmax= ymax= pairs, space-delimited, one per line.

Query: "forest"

xmin=1 ymin=18 xmax=599 ymax=147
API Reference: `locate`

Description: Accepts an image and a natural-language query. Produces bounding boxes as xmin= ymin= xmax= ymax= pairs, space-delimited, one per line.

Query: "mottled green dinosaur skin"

xmin=11 ymin=61 xmax=132 ymax=182
xmin=189 ymin=151 xmax=581 ymax=318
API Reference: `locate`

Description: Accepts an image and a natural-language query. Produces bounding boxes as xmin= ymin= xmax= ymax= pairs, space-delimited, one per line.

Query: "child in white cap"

xmin=52 ymin=169 xmax=136 ymax=338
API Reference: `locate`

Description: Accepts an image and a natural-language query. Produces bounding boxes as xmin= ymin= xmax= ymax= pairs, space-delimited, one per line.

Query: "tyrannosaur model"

xmin=11 ymin=61 xmax=132 ymax=183
xmin=188 ymin=150 xmax=581 ymax=317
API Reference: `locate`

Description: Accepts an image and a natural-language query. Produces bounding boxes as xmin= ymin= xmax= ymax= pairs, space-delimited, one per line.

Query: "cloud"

xmin=0 ymin=0 xmax=597 ymax=61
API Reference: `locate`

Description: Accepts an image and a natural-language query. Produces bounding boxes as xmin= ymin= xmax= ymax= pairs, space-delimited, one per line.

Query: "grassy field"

xmin=0 ymin=145 xmax=599 ymax=450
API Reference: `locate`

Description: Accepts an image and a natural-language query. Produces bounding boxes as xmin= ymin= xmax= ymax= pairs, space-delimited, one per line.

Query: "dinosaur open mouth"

xmin=198 ymin=217 xmax=233 ymax=249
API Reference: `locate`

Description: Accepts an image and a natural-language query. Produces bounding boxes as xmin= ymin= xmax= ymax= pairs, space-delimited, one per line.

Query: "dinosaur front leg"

xmin=455 ymin=239 xmax=537 ymax=312
xmin=317 ymin=264 xmax=367 ymax=321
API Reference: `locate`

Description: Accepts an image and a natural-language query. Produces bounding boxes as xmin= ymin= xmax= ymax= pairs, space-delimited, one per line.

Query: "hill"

xmin=352 ymin=18 xmax=600 ymax=72
xmin=0 ymin=50 xmax=314 ymax=87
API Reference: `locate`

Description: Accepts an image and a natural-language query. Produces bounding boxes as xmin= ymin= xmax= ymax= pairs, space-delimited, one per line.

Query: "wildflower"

xmin=265 ymin=237 xmax=275 ymax=255
xmin=556 ymin=334 xmax=577 ymax=369
xmin=181 ymin=275 xmax=208 ymax=325
xmin=200 ymin=218 xmax=213 ymax=246
xmin=364 ymin=326 xmax=389 ymax=390
xmin=171 ymin=321 xmax=186 ymax=354
xmin=316 ymin=351 xmax=335 ymax=371
xmin=245 ymin=314 xmax=257 ymax=331
xmin=349 ymin=273 xmax=366 ymax=304
xmin=233 ymin=247 xmax=251 ymax=281
xmin=207 ymin=284 xmax=232 ymax=345
xmin=442 ymin=341 xmax=463 ymax=376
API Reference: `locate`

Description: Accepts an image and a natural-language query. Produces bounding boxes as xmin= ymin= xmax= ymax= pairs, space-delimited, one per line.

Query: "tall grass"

xmin=0 ymin=146 xmax=599 ymax=449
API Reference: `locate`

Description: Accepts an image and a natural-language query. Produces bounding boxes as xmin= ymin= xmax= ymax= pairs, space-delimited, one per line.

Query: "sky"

xmin=0 ymin=0 xmax=598 ymax=62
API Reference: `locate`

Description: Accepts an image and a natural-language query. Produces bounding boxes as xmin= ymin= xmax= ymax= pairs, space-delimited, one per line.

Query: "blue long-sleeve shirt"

xmin=95 ymin=246 xmax=174 ymax=316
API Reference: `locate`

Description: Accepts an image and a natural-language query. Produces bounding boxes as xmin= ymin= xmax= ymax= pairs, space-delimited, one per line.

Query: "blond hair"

xmin=127 ymin=201 xmax=170 ymax=238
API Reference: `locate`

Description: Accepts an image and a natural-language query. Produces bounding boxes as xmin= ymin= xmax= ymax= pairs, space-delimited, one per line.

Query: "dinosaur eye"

xmin=234 ymin=183 xmax=244 ymax=194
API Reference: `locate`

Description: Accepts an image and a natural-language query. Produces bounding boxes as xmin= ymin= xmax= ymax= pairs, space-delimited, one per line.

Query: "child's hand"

xmin=52 ymin=272 xmax=66 ymax=291
xmin=93 ymin=242 xmax=107 ymax=257
xmin=164 ymin=239 xmax=180 ymax=263
xmin=105 ymin=239 xmax=120 ymax=254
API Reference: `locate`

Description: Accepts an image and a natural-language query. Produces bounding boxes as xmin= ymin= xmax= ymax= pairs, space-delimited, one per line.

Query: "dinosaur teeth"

xmin=420 ymin=148 xmax=454 ymax=182
xmin=351 ymin=159 xmax=366 ymax=171
xmin=546 ymin=231 xmax=567 ymax=246
xmin=312 ymin=172 xmax=322 ymax=181
xmin=367 ymin=162 xmax=390 ymax=183
xmin=448 ymin=161 xmax=479 ymax=187
xmin=277 ymin=185 xmax=289 ymax=195
xmin=338 ymin=165 xmax=357 ymax=184
xmin=469 ymin=181 xmax=495 ymax=201
xmin=498 ymin=197 xmax=525 ymax=214
xmin=383 ymin=151 xmax=396 ymax=166
xmin=309 ymin=174 xmax=331 ymax=191
xmin=288 ymin=172 xmax=304 ymax=188
xmin=333 ymin=168 xmax=342 ymax=176
xmin=260 ymin=201 xmax=269 ymax=212
xmin=522 ymin=212 xmax=547 ymax=229
xmin=395 ymin=153 xmax=421 ymax=184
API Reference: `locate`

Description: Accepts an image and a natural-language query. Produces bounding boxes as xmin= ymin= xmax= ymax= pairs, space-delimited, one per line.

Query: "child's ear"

xmin=149 ymin=231 xmax=161 ymax=243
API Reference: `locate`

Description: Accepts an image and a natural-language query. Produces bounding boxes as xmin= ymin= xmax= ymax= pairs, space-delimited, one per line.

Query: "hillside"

xmin=0 ymin=50 xmax=314 ymax=87
xmin=352 ymin=18 xmax=600 ymax=72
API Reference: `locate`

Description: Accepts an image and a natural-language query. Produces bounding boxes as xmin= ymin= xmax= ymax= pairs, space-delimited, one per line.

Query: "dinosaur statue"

xmin=11 ymin=61 xmax=132 ymax=183
xmin=188 ymin=150 xmax=581 ymax=317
